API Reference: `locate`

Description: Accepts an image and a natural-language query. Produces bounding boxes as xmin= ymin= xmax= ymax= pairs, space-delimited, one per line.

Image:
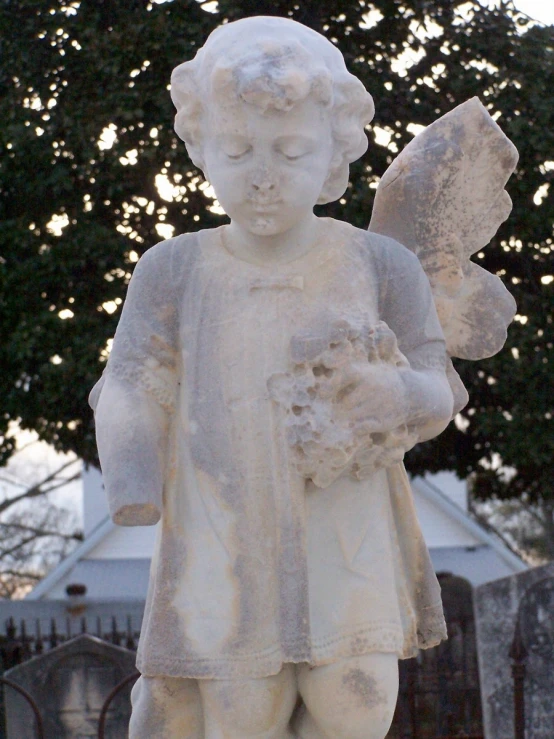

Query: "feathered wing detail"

xmin=369 ymin=97 xmax=518 ymax=374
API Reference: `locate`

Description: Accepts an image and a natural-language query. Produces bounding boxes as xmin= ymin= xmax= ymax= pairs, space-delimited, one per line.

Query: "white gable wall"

xmin=82 ymin=467 xmax=476 ymax=558
xmin=79 ymin=469 xmax=520 ymax=560
xmin=32 ymin=469 xmax=524 ymax=600
xmin=412 ymin=487 xmax=481 ymax=548
xmin=429 ymin=546 xmax=520 ymax=587
xmin=88 ymin=523 xmax=158 ymax=559
xmin=83 ymin=466 xmax=109 ymax=537
xmin=423 ymin=471 xmax=468 ymax=511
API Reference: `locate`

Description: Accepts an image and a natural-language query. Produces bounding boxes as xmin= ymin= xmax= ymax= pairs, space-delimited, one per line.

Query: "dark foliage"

xmin=1 ymin=1 xmax=553 ymax=519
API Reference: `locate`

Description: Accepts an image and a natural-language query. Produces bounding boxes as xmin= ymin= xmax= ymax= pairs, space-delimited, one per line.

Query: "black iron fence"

xmin=0 ymin=613 xmax=139 ymax=666
xmin=387 ymin=573 xmax=484 ymax=738
xmin=0 ymin=608 xmax=485 ymax=739
xmin=1 ymin=575 xmax=549 ymax=737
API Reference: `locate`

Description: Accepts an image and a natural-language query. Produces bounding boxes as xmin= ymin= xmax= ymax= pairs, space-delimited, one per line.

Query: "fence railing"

xmin=0 ymin=610 xmax=508 ymax=739
xmin=0 ymin=614 xmax=139 ymax=669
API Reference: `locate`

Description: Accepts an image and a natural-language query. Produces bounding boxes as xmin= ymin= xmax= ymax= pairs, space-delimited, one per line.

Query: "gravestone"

xmin=475 ymin=561 xmax=554 ymax=739
xmin=3 ymin=634 xmax=136 ymax=738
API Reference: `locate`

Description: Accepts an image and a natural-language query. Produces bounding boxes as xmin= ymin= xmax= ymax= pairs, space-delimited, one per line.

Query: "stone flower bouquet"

xmin=268 ymin=319 xmax=420 ymax=488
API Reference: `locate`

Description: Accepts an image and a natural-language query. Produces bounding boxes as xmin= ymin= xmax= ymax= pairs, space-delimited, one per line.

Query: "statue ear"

xmin=170 ymin=61 xmax=197 ymax=110
xmin=185 ymin=141 xmax=206 ymax=174
xmin=171 ymin=61 xmax=206 ymax=171
xmin=317 ymin=154 xmax=349 ymax=205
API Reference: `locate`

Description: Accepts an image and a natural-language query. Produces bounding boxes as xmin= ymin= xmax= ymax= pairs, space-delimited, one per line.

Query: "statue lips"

xmin=250 ymin=200 xmax=283 ymax=213
xmin=253 ymin=203 xmax=281 ymax=215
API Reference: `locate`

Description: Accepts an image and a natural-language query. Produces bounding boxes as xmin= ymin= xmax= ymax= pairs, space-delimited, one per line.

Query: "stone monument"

xmin=4 ymin=634 xmax=136 ymax=738
xmin=89 ymin=16 xmax=518 ymax=738
xmin=475 ymin=562 xmax=554 ymax=739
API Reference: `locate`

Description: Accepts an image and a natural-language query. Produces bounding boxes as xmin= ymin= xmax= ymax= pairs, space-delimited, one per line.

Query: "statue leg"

xmin=296 ymin=653 xmax=398 ymax=739
xmin=198 ymin=663 xmax=297 ymax=738
xmin=129 ymin=675 xmax=203 ymax=738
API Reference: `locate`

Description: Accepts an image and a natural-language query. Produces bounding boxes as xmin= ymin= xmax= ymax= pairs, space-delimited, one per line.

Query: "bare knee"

xmin=298 ymin=653 xmax=398 ymax=739
xmin=199 ymin=664 xmax=297 ymax=738
xmin=130 ymin=675 xmax=203 ymax=739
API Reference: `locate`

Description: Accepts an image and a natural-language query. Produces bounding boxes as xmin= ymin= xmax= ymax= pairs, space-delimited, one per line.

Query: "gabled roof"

xmin=412 ymin=476 xmax=527 ymax=573
xmin=28 ymin=475 xmax=527 ymax=600
xmin=26 ymin=516 xmax=116 ymax=600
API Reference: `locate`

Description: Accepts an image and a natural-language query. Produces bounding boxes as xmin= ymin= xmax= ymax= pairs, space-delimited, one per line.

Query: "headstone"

xmin=3 ymin=634 xmax=136 ymax=739
xmin=475 ymin=561 xmax=554 ymax=739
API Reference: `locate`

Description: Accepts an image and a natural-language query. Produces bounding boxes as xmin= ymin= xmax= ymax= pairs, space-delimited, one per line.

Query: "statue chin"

xmin=245 ymin=215 xmax=282 ymax=236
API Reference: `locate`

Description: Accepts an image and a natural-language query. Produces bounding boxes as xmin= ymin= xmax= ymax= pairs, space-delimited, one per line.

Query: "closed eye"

xmin=277 ymin=146 xmax=312 ymax=161
xmin=282 ymin=152 xmax=307 ymax=161
xmin=226 ymin=147 xmax=252 ymax=160
xmin=275 ymin=135 xmax=316 ymax=161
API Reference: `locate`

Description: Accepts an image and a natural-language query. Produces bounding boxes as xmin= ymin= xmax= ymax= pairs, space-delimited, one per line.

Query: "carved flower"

xmin=268 ymin=319 xmax=417 ymax=488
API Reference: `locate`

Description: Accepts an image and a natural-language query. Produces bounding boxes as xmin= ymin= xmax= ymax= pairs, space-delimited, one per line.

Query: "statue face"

xmin=203 ymin=95 xmax=334 ymax=237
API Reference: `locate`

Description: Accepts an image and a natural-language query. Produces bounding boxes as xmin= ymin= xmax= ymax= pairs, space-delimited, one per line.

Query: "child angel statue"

xmin=90 ymin=15 xmax=517 ymax=739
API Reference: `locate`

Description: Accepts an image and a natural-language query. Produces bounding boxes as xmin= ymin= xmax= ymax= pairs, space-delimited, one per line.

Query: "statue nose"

xmin=252 ymin=180 xmax=276 ymax=192
xmin=251 ymin=163 xmax=277 ymax=192
xmin=252 ymin=176 xmax=276 ymax=192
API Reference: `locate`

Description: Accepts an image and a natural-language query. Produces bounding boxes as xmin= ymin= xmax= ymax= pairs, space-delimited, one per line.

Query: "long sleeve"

xmin=372 ymin=234 xmax=446 ymax=371
xmin=89 ymin=239 xmax=180 ymax=525
xmin=369 ymin=233 xmax=454 ymax=440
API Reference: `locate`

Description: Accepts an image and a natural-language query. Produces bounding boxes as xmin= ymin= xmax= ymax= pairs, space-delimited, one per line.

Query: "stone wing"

xmin=369 ymin=97 xmax=518 ymax=361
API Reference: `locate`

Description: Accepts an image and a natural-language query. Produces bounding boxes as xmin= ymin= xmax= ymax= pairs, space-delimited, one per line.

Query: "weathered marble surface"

xmin=4 ymin=634 xmax=136 ymax=739
xmin=475 ymin=563 xmax=554 ymax=739
xmin=89 ymin=15 xmax=517 ymax=739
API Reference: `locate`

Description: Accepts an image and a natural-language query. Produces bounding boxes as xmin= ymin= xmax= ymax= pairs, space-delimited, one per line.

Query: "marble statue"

xmin=89 ymin=16 xmax=518 ymax=739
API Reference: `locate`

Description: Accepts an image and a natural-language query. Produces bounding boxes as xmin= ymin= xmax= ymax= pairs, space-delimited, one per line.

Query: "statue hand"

xmin=331 ymin=323 xmax=409 ymax=434
xmin=335 ymin=362 xmax=408 ymax=435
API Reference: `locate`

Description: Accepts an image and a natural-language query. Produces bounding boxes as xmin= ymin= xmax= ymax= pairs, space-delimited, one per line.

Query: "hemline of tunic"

xmin=137 ymin=604 xmax=446 ymax=679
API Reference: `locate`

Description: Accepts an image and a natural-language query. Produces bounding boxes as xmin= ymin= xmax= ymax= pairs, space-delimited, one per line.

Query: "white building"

xmin=27 ymin=467 xmax=526 ymax=601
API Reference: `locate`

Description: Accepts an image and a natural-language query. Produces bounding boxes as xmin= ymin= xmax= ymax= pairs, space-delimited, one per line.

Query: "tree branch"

xmin=0 ymin=535 xmax=40 ymax=560
xmin=0 ymin=568 xmax=43 ymax=581
xmin=468 ymin=504 xmax=529 ymax=562
xmin=0 ymin=521 xmax=83 ymax=541
xmin=0 ymin=460 xmax=80 ymax=515
xmin=0 ymin=475 xmax=27 ymax=489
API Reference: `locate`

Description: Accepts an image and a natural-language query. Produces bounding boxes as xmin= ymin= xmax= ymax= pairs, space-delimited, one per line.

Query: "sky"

xmin=185 ymin=0 xmax=554 ymax=25
xmin=495 ymin=0 xmax=554 ymax=24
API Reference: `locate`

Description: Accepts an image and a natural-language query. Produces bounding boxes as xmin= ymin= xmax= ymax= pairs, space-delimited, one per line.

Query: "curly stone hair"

xmin=170 ymin=16 xmax=375 ymax=205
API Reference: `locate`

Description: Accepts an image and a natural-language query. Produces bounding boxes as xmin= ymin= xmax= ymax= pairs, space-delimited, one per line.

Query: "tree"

xmin=470 ymin=495 xmax=553 ymax=565
xmin=0 ymin=443 xmax=82 ymax=597
xmin=1 ymin=1 xmax=553 ymax=552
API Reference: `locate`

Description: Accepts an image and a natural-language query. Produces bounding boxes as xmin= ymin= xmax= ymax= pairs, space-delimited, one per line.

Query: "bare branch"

xmin=0 ymin=535 xmax=40 ymax=560
xmin=516 ymin=501 xmax=547 ymax=528
xmin=0 ymin=475 xmax=27 ymax=489
xmin=34 ymin=471 xmax=81 ymax=497
xmin=468 ymin=505 xmax=529 ymax=562
xmin=0 ymin=568 xmax=43 ymax=581
xmin=6 ymin=438 xmax=41 ymax=457
xmin=0 ymin=459 xmax=81 ymax=515
xmin=1 ymin=521 xmax=83 ymax=541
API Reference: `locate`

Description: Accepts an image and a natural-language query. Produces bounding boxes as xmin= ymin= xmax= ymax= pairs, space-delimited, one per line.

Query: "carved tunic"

xmin=91 ymin=218 xmax=448 ymax=679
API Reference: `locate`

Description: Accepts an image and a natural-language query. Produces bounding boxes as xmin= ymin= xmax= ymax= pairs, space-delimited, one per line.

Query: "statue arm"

xmin=89 ymin=240 xmax=179 ymax=526
xmin=374 ymin=235 xmax=455 ymax=443
xmin=93 ymin=376 xmax=169 ymax=525
xmin=339 ymin=336 xmax=454 ymax=445
xmin=399 ymin=363 xmax=453 ymax=443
